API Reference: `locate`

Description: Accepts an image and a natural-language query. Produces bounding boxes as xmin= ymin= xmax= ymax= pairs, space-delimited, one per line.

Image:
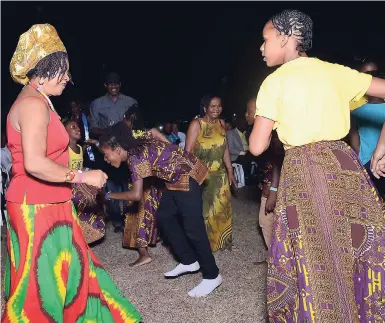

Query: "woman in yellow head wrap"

xmin=3 ymin=24 xmax=141 ymax=323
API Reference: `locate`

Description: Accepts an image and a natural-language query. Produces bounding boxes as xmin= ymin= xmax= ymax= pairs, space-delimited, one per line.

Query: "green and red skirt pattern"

xmin=2 ymin=198 xmax=142 ymax=323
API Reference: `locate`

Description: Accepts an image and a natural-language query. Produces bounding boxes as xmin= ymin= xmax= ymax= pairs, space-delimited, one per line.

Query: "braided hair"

xmin=99 ymin=121 xmax=147 ymax=155
xmin=271 ymin=9 xmax=313 ymax=52
xmin=26 ymin=51 xmax=72 ymax=84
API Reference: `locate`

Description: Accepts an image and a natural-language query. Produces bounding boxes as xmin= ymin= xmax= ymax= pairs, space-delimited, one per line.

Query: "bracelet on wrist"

xmin=76 ymin=170 xmax=83 ymax=184
xmin=269 ymin=186 xmax=278 ymax=192
xmin=105 ymin=191 xmax=111 ymax=201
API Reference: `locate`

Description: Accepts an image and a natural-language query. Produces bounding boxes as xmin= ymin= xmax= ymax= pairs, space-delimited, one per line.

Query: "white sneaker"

xmin=164 ymin=262 xmax=200 ymax=279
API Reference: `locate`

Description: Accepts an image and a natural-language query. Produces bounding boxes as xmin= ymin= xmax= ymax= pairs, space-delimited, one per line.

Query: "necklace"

xmin=27 ymin=82 xmax=61 ymax=119
xmin=203 ymin=117 xmax=218 ymax=124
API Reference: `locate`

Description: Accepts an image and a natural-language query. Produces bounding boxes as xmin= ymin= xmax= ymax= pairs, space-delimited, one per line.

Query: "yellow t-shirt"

xmin=69 ymin=145 xmax=83 ymax=170
xmin=255 ymin=57 xmax=372 ymax=150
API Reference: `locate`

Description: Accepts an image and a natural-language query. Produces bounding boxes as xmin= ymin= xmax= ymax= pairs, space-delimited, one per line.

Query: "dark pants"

xmin=156 ymin=178 xmax=219 ymax=279
xmin=106 ymin=178 xmax=127 ymax=227
xmin=364 ymin=161 xmax=385 ymax=197
xmin=234 ymin=152 xmax=255 ymax=179
xmin=105 ymin=164 xmax=130 ymax=228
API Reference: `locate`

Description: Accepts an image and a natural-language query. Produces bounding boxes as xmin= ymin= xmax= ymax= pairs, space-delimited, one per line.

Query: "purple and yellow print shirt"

xmin=128 ymin=138 xmax=208 ymax=192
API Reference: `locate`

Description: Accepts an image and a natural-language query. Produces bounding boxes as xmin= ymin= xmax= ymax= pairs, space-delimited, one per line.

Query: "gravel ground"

xmin=1 ymin=187 xmax=268 ymax=323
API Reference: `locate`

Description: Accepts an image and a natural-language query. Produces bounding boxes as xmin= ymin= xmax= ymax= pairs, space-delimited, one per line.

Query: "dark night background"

xmin=2 ymin=1 xmax=385 ymax=129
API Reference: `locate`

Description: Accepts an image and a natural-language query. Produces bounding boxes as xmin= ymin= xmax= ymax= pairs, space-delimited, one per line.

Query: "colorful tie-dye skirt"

xmin=267 ymin=140 xmax=385 ymax=323
xmin=2 ymin=198 xmax=142 ymax=323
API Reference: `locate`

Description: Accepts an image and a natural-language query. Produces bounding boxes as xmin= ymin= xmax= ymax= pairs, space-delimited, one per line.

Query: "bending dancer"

xmin=99 ymin=122 xmax=223 ymax=297
xmin=3 ymin=24 xmax=141 ymax=323
xmin=249 ymin=10 xmax=385 ymax=322
xmin=122 ymin=107 xmax=168 ymax=267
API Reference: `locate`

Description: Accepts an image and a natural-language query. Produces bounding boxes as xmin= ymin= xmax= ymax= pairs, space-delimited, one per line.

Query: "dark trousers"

xmin=234 ymin=152 xmax=255 ymax=178
xmin=105 ymin=163 xmax=130 ymax=228
xmin=156 ymin=178 xmax=219 ymax=279
xmin=106 ymin=178 xmax=127 ymax=227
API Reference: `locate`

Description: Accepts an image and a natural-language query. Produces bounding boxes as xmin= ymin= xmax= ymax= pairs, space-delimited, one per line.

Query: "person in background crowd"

xmin=89 ymin=72 xmax=138 ymax=137
xmin=245 ymin=98 xmax=283 ymax=251
xmin=1 ymin=131 xmax=12 ymax=226
xmin=249 ymin=9 xmax=385 ymax=322
xmin=64 ymin=119 xmax=106 ymax=245
xmin=186 ymin=94 xmax=236 ymax=251
xmin=163 ymin=121 xmax=180 ymax=144
xmin=1 ymin=131 xmax=12 ymax=191
xmin=3 ymin=23 xmax=141 ymax=322
xmin=227 ymin=117 xmax=255 ymax=181
xmin=68 ymin=98 xmax=102 ymax=170
xmin=349 ymin=61 xmax=385 ymax=197
xmin=224 ymin=120 xmax=234 ymax=132
xmin=89 ymin=72 xmax=137 ymax=233
xmin=99 ymin=122 xmax=223 ymax=297
xmin=172 ymin=122 xmax=186 ymax=148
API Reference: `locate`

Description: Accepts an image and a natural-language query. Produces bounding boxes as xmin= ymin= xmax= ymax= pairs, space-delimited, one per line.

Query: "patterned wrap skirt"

xmin=202 ymin=169 xmax=232 ymax=252
xmin=72 ymin=183 xmax=106 ymax=244
xmin=267 ymin=140 xmax=385 ymax=323
xmin=2 ymin=197 xmax=142 ymax=323
xmin=123 ymin=178 xmax=163 ymax=249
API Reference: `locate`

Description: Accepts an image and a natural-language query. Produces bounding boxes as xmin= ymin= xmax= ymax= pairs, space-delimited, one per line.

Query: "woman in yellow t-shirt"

xmin=64 ymin=119 xmax=106 ymax=244
xmin=249 ymin=9 xmax=385 ymax=323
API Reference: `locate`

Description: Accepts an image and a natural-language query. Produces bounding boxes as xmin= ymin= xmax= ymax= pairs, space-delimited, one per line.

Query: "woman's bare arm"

xmin=185 ymin=119 xmax=200 ymax=153
xmin=150 ymin=128 xmax=170 ymax=143
xmin=18 ymin=98 xmax=79 ymax=183
xmin=366 ymin=77 xmax=385 ymax=99
xmin=249 ymin=116 xmax=275 ymax=156
xmin=108 ymin=178 xmax=143 ymax=202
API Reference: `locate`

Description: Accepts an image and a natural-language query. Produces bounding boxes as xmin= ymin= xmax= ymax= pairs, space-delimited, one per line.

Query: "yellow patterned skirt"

xmin=202 ymin=169 xmax=232 ymax=251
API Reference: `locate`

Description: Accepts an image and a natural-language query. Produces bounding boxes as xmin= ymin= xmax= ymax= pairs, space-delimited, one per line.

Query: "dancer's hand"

xmin=371 ymin=144 xmax=385 ymax=178
xmin=373 ymin=157 xmax=385 ymax=179
xmin=82 ymin=170 xmax=108 ymax=188
xmin=265 ymin=191 xmax=277 ymax=215
xmin=228 ymin=172 xmax=238 ymax=187
xmin=85 ymin=139 xmax=99 ymax=146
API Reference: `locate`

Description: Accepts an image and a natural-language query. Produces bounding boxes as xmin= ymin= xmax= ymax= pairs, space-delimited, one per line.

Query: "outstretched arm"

xmin=107 ymin=178 xmax=143 ymax=202
xmin=150 ymin=128 xmax=170 ymax=143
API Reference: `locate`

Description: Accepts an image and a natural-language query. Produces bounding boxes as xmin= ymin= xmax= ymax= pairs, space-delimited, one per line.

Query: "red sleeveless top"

xmin=6 ymin=96 xmax=72 ymax=204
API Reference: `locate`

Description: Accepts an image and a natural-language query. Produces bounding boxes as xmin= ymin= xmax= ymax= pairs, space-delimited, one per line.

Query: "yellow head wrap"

xmin=10 ymin=24 xmax=67 ymax=85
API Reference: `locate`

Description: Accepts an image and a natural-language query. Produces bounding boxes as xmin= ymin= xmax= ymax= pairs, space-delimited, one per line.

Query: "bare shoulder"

xmin=17 ymin=95 xmax=49 ymax=117
xmin=189 ymin=118 xmax=201 ymax=129
xmin=9 ymin=92 xmax=49 ymax=130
